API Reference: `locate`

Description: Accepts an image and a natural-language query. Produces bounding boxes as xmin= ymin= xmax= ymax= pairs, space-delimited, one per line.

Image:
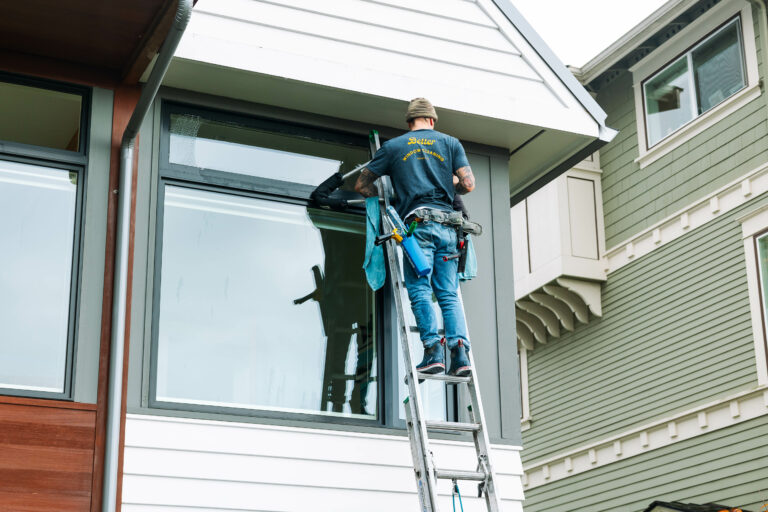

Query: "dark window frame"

xmin=0 ymin=73 xmax=91 ymax=400
xmin=640 ymin=14 xmax=747 ymax=150
xmin=149 ymin=102 xmax=395 ymax=427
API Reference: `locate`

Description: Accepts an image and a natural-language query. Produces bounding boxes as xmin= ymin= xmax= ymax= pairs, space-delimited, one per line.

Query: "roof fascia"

xmin=490 ymin=0 xmax=611 ymax=136
xmin=577 ymin=0 xmax=697 ymax=85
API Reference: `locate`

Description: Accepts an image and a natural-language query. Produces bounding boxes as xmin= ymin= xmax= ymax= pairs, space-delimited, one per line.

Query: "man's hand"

xmin=454 ymin=166 xmax=475 ymax=194
xmin=354 ymin=168 xmax=380 ymax=197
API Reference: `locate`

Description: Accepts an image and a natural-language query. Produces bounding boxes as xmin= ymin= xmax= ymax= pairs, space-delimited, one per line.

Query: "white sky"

xmin=512 ymin=0 xmax=672 ymax=68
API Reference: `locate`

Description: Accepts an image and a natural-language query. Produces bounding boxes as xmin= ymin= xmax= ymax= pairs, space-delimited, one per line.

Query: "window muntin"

xmin=0 ymin=160 xmax=78 ymax=393
xmin=168 ymin=113 xmax=370 ymax=188
xmin=0 ymin=81 xmax=83 ymax=152
xmin=643 ymin=17 xmax=746 ymax=148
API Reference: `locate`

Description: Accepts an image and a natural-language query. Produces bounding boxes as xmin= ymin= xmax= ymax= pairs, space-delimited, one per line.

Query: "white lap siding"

xmin=122 ymin=414 xmax=524 ymax=511
xmin=171 ymin=0 xmax=597 ymax=136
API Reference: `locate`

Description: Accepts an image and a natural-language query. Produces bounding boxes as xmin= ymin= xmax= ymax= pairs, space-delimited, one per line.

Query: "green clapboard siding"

xmin=522 ymin=415 xmax=768 ymax=512
xmin=598 ymin=5 xmax=768 ymax=249
xmin=522 ymin=194 xmax=768 ymax=464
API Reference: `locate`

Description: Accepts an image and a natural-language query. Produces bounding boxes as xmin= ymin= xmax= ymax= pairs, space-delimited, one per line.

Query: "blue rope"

xmin=452 ymin=481 xmax=464 ymax=512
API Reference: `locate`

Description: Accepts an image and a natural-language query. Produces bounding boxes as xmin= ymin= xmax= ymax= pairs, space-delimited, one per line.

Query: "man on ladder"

xmin=354 ymin=97 xmax=476 ymax=377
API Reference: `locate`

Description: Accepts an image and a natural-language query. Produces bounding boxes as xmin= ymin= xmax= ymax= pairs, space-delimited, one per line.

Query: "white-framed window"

xmin=631 ymin=0 xmax=760 ymax=168
xmin=737 ymin=205 xmax=768 ymax=386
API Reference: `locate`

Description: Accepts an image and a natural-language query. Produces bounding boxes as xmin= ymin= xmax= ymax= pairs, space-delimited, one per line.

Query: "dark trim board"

xmin=509 ymin=136 xmax=608 ymax=206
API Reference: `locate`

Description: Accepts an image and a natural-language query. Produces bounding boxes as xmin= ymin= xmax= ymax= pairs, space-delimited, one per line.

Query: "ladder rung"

xmin=425 ymin=420 xmax=480 ymax=432
xmin=435 ymin=469 xmax=486 ymax=481
xmin=416 ymin=372 xmax=471 ymax=384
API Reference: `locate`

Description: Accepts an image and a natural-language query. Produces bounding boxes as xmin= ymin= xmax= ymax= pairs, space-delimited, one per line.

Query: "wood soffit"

xmin=0 ymin=0 xmax=195 ymax=85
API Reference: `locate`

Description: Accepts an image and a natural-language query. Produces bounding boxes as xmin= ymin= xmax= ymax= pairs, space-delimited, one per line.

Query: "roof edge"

xmin=509 ymin=128 xmax=616 ymax=206
xmin=490 ymin=0 xmax=609 ymax=128
xmin=577 ymin=0 xmax=696 ymax=85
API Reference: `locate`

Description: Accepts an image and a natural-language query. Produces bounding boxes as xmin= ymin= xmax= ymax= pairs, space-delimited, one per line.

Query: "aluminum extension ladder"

xmin=368 ymin=131 xmax=502 ymax=512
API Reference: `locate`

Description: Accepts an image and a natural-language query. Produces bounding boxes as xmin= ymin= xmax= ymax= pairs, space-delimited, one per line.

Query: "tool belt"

xmin=406 ymin=208 xmax=483 ymax=236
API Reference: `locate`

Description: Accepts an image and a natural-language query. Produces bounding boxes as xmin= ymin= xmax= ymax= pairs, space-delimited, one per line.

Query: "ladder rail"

xmin=381 ymin=199 xmax=439 ymax=511
xmin=465 ymin=349 xmax=502 ymax=512
xmin=369 ymin=129 xmax=502 ymax=511
xmin=370 ymin=129 xmax=438 ymax=510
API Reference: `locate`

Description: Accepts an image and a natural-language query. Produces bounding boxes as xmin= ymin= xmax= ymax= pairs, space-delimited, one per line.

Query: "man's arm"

xmin=453 ymin=166 xmax=475 ymax=194
xmin=354 ymin=168 xmax=380 ymax=197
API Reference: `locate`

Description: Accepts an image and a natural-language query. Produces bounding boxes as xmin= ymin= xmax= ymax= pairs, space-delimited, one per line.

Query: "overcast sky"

xmin=512 ymin=0 xmax=671 ymax=68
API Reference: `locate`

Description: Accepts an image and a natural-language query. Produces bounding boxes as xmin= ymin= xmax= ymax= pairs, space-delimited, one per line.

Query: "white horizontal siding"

xmin=122 ymin=414 xmax=524 ymax=512
xmin=363 ymin=0 xmax=499 ymax=27
xmin=187 ymin=0 xmax=536 ymax=80
xmin=172 ymin=0 xmax=599 ymax=137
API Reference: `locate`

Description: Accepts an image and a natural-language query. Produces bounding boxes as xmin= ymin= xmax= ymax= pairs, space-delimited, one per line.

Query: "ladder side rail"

xmin=380 ymin=206 xmax=439 ymax=509
xmin=466 ymin=356 xmax=502 ymax=512
xmin=459 ymin=291 xmax=503 ymax=512
xmin=370 ymin=127 xmax=439 ymax=510
xmin=382 ymin=233 xmax=439 ymax=511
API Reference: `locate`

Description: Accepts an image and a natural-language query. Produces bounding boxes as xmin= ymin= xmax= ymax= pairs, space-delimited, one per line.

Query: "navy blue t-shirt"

xmin=366 ymin=129 xmax=470 ymax=219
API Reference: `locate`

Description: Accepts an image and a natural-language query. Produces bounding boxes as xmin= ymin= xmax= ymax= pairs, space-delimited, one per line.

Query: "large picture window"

xmin=643 ymin=17 xmax=746 ymax=148
xmin=0 ymin=75 xmax=87 ymax=399
xmin=154 ymin=186 xmax=376 ymax=418
xmin=153 ymin=104 xmax=383 ymax=422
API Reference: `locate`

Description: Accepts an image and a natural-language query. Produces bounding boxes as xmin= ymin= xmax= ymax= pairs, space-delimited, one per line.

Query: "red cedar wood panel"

xmin=91 ymin=85 xmax=141 ymax=512
xmin=0 ymin=0 xmax=184 ymax=85
xmin=0 ymin=50 xmax=120 ymax=89
xmin=115 ymin=127 xmax=142 ymax=511
xmin=0 ymin=3 xmax=194 ymax=510
xmin=0 ymin=403 xmax=96 ymax=512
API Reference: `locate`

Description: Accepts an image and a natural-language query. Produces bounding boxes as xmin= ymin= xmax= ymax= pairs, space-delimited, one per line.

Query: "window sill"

xmin=635 ymin=83 xmax=762 ymax=169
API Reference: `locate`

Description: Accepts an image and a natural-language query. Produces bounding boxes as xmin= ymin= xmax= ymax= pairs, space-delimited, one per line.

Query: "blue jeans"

xmin=403 ymin=221 xmax=469 ymax=350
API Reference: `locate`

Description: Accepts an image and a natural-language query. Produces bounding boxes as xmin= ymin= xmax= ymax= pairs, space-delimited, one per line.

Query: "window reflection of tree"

xmin=294 ymin=210 xmax=375 ymax=416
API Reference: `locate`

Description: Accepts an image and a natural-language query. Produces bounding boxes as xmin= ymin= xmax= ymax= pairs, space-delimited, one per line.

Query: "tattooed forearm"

xmin=354 ymin=168 xmax=380 ymax=197
xmin=454 ymin=166 xmax=475 ymax=194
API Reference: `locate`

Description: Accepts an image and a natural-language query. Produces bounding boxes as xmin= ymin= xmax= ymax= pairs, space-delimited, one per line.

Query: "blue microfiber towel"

xmin=363 ymin=196 xmax=386 ymax=291
xmin=458 ymin=234 xmax=477 ymax=281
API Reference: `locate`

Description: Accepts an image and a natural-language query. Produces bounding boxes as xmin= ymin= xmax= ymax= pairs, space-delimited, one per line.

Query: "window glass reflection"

xmin=0 ymin=160 xmax=76 ymax=392
xmin=693 ymin=20 xmax=745 ymax=114
xmin=155 ymin=186 xmax=376 ymax=418
xmin=169 ymin=114 xmax=369 ymax=188
xmin=0 ymin=81 xmax=82 ymax=151
xmin=643 ymin=18 xmax=746 ymax=148
xmin=757 ymin=234 xmax=768 ymax=325
xmin=645 ymin=56 xmax=693 ymax=147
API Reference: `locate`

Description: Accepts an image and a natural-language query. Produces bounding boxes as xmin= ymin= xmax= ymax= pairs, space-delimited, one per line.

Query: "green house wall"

xmin=523 ymin=415 xmax=768 ymax=512
xmin=598 ymin=3 xmax=768 ymax=249
xmin=522 ymin=193 xmax=767 ymax=464
xmin=519 ymin=4 xmax=768 ymax=511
